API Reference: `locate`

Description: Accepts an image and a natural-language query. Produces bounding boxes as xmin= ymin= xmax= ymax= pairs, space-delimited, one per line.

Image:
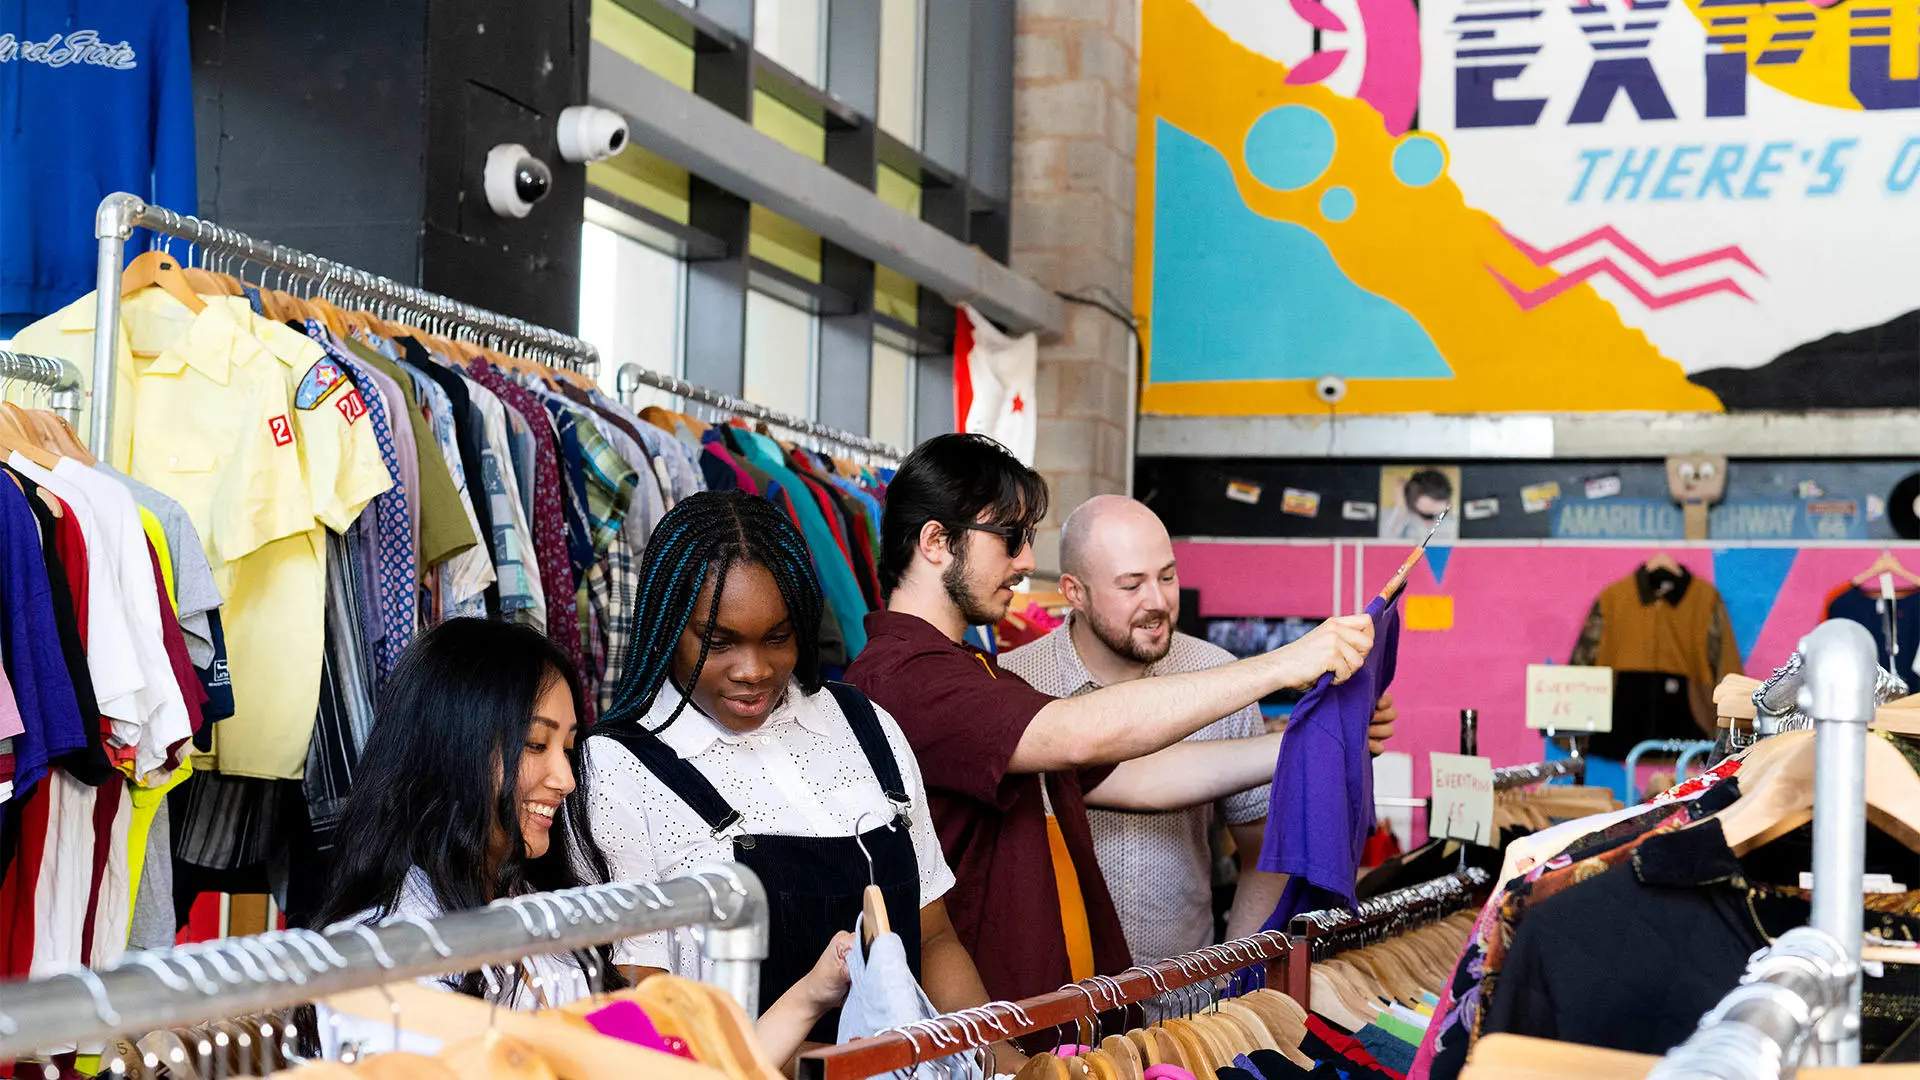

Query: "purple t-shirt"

xmin=0 ymin=473 xmax=86 ymax=796
xmin=1260 ymin=593 xmax=1402 ymax=926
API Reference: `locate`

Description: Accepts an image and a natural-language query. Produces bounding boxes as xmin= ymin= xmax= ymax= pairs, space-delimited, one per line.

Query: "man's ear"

xmin=917 ymin=518 xmax=951 ymax=566
xmin=1059 ymin=572 xmax=1088 ymax=611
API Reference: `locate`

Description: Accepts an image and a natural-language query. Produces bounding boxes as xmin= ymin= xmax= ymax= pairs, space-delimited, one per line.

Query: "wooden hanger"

xmin=1710 ymin=728 xmax=1920 ymax=854
xmin=121 ymin=250 xmax=207 ymax=313
xmin=1855 ymin=549 xmax=1920 ymax=590
xmin=324 ymin=982 xmax=727 ymax=1080
xmin=354 ymin=1053 xmax=459 ymax=1079
xmin=1015 ymin=1053 xmax=1070 ymax=1080
xmin=438 ymin=1031 xmax=559 ymax=1080
xmin=1643 ymin=551 xmax=1682 ymax=575
xmin=0 ymin=405 xmax=59 ymax=470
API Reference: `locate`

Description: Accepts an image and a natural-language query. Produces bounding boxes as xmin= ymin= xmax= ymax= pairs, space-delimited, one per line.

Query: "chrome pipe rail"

xmin=0 ymin=865 xmax=767 ymax=1058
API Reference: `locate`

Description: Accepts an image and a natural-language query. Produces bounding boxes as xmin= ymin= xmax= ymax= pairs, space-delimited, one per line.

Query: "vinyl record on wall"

xmin=1890 ymin=473 xmax=1920 ymax=540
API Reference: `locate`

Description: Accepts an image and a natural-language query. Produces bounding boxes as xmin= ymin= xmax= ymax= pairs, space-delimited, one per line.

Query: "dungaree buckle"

xmin=711 ymin=810 xmax=744 ymax=843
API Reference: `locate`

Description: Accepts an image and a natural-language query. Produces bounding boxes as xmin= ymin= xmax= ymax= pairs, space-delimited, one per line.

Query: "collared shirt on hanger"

xmin=584 ymin=678 xmax=953 ymax=978
xmin=34 ymin=290 xmax=392 ymax=780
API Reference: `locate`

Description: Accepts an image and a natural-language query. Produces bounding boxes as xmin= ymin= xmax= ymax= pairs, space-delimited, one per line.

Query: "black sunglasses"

xmin=955 ymin=521 xmax=1037 ymax=558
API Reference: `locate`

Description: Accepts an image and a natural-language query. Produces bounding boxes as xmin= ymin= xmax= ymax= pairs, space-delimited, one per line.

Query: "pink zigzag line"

xmin=1499 ymin=224 xmax=1765 ymax=279
xmin=1489 ymin=261 xmax=1755 ymax=311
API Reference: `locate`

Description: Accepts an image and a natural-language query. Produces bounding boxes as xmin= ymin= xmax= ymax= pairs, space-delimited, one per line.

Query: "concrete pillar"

xmin=1010 ymin=0 xmax=1139 ymax=575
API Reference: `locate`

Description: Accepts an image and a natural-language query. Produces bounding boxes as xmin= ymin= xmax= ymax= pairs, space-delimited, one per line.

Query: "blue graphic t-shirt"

xmin=1 ymin=0 xmax=197 ymax=330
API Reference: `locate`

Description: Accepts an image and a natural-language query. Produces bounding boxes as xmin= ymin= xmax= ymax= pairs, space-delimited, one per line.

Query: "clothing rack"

xmin=89 ymin=193 xmax=601 ymax=459
xmin=1492 ymin=757 xmax=1585 ymax=790
xmin=795 ymin=933 xmax=1297 ymax=1080
xmin=1646 ymin=619 xmax=1876 ymax=1077
xmin=1287 ymin=868 xmax=1490 ymax=969
xmin=0 ymin=865 xmax=768 ymax=1059
xmin=0 ymin=348 xmax=82 ymax=426
xmin=1648 ymin=926 xmax=1855 ymax=1080
xmin=614 ymin=362 xmax=906 ymax=465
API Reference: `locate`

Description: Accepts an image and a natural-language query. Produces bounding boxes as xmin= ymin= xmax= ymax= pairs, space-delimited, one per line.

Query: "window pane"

xmin=755 ymin=0 xmax=824 ymax=85
xmin=578 ymin=215 xmax=684 ymax=412
xmin=744 ymin=289 xmax=817 ymax=419
xmin=877 ymin=0 xmax=921 ymax=146
xmin=869 ymin=340 xmax=913 ymax=451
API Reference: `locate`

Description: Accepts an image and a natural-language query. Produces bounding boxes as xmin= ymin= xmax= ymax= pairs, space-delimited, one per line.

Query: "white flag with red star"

xmin=954 ymin=303 xmax=1038 ymax=465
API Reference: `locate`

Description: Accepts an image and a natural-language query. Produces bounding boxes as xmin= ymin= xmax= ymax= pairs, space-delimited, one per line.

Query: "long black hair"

xmin=879 ymin=432 xmax=1048 ymax=596
xmin=314 ymin=618 xmax=623 ymax=997
xmin=599 ymin=490 xmax=825 ymax=734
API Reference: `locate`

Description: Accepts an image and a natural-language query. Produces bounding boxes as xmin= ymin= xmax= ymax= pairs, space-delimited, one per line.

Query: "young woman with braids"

xmin=587 ymin=490 xmax=1005 ymax=1064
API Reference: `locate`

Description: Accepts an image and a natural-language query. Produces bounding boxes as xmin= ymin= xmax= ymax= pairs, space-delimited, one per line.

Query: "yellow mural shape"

xmin=1136 ymin=0 xmax=1725 ymax=416
xmin=1691 ymin=0 xmax=1920 ymax=110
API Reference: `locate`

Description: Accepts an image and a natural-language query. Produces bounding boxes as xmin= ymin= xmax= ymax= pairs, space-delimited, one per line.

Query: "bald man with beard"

xmin=1000 ymin=496 xmax=1398 ymax=961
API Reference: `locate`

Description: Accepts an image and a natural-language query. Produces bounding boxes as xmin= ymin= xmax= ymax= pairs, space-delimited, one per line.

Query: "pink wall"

xmin=1176 ymin=540 xmax=1910 ymax=833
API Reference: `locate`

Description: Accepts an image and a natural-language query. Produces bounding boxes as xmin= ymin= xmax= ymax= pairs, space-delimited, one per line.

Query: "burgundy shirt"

xmin=847 ymin=610 xmax=1132 ymax=1002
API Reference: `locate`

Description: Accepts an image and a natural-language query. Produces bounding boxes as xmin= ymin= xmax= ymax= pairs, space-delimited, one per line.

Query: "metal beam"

xmin=590 ymin=40 xmax=1063 ymax=337
xmin=1137 ymin=410 xmax=1920 ymax=460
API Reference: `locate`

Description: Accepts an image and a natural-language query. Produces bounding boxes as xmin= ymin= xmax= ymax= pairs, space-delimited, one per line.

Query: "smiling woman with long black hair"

xmin=313 ymin=617 xmax=622 ymax=1008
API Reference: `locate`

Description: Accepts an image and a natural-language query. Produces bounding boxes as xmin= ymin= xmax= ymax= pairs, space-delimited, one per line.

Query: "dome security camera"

xmin=484 ymin=144 xmax=554 ymax=219
xmin=557 ymin=106 xmax=630 ymax=164
xmin=1315 ymin=374 xmax=1348 ymax=404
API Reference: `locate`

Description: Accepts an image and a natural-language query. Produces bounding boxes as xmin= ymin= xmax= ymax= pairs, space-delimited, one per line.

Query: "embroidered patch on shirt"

xmin=268 ymin=415 xmax=293 ymax=446
xmin=335 ymin=388 xmax=368 ymax=424
xmin=295 ymin=358 xmax=348 ymax=410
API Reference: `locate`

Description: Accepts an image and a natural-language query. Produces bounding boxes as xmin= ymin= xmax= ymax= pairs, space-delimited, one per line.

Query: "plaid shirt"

xmin=588 ymin=529 xmax=640 ymax=717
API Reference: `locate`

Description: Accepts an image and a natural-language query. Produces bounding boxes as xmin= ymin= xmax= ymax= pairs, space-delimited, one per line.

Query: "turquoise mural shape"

xmin=1320 ymin=186 xmax=1357 ymax=222
xmin=1245 ymin=106 xmax=1336 ymax=191
xmin=1149 ymin=120 xmax=1451 ymax=384
xmin=1392 ymin=135 xmax=1446 ymax=187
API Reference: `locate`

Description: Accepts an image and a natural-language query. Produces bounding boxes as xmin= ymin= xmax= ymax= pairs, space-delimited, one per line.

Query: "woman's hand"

xmin=756 ymin=931 xmax=857 ymax=1069
xmin=802 ymin=930 xmax=856 ymax=1012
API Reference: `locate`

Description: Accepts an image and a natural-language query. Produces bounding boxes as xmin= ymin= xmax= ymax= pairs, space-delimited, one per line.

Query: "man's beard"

xmin=1085 ymin=605 xmax=1174 ymax=665
xmin=943 ymin=546 xmax=1017 ymax=626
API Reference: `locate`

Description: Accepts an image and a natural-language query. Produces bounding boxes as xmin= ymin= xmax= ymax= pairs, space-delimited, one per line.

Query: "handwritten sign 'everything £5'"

xmin=1526 ymin=664 xmax=1613 ymax=733
xmin=1429 ymin=753 xmax=1495 ymax=846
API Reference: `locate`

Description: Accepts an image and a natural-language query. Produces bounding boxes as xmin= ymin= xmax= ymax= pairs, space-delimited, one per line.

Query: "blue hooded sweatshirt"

xmin=1 ymin=0 xmax=196 ymax=333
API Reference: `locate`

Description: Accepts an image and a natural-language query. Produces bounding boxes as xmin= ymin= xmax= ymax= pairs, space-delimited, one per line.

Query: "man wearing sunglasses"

xmin=847 ymin=433 xmax=1374 ymax=1007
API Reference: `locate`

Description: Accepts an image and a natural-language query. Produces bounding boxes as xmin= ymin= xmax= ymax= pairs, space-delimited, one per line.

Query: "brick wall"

xmin=1011 ymin=0 xmax=1140 ymax=575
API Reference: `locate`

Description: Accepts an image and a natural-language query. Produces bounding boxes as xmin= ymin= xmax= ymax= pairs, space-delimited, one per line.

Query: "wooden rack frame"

xmin=798 ymin=869 xmax=1492 ymax=1080
xmin=797 ymin=932 xmax=1297 ymax=1080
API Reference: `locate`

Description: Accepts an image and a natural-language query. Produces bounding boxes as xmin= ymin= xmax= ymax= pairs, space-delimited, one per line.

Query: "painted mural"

xmin=1137 ymin=0 xmax=1920 ymax=414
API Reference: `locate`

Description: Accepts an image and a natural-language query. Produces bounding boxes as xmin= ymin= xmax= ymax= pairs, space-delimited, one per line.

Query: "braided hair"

xmin=600 ymin=490 xmax=826 ymax=734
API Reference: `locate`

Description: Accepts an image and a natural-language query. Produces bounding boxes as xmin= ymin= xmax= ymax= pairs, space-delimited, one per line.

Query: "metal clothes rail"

xmin=88 ymin=193 xmax=910 ymax=470
xmin=0 ymin=349 xmax=82 ymax=426
xmin=1375 ymin=758 xmax=1587 ymax=812
xmin=614 ymin=362 xmax=905 ymax=464
xmin=1492 ymin=757 xmax=1585 ymax=791
xmin=1288 ymin=867 xmax=1490 ymax=967
xmin=1649 ymin=619 xmax=1877 ymax=1077
xmin=90 ymin=193 xmax=603 ymax=459
xmin=0 ymin=865 xmax=768 ymax=1060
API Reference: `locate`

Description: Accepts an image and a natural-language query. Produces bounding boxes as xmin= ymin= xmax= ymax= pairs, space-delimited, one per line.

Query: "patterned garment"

xmin=1415 ymin=778 xmax=1740 ymax=1080
xmin=587 ymin=529 xmax=639 ymax=718
xmin=401 ymin=358 xmax=494 ymax=620
xmin=467 ymin=363 xmax=580 ymax=674
xmin=317 ymin=328 xmax=416 ymax=685
xmin=305 ymin=530 xmax=379 ymax=850
xmin=464 ymin=384 xmax=544 ymax=629
xmin=539 ymin=393 xmax=638 ymax=553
